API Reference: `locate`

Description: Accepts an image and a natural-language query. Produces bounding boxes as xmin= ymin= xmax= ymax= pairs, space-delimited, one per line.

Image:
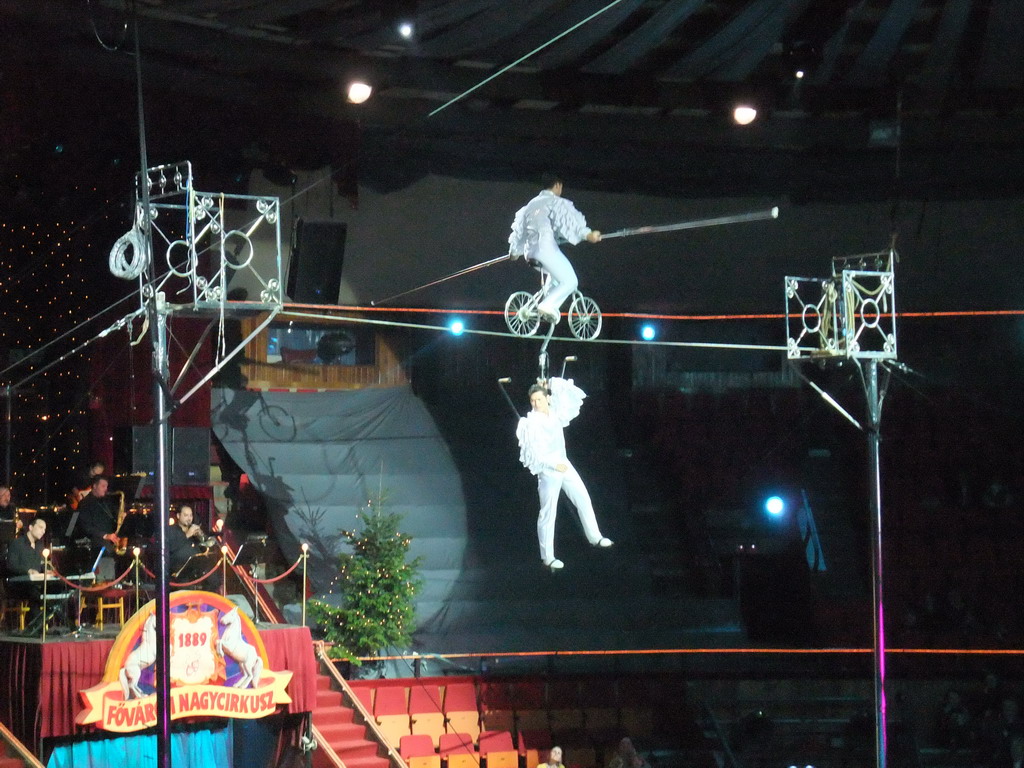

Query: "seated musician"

xmin=75 ymin=475 xmax=117 ymax=547
xmin=0 ymin=486 xmax=22 ymax=540
xmin=4 ymin=517 xmax=51 ymax=623
xmin=168 ymin=505 xmax=221 ymax=591
xmin=66 ymin=460 xmax=106 ymax=511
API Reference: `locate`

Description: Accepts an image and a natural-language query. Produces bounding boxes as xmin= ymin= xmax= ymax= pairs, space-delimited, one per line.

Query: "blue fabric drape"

xmin=46 ymin=727 xmax=231 ymax=768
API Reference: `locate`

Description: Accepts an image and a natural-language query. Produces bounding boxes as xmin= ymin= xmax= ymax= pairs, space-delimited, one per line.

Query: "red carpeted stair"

xmin=312 ymin=673 xmax=391 ymax=768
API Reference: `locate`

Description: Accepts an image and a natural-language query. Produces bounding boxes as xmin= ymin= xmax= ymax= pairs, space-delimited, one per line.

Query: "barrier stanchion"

xmin=133 ymin=547 xmax=142 ymax=615
xmin=41 ymin=547 xmax=50 ymax=642
xmin=221 ymin=546 xmax=228 ymax=598
xmin=301 ymin=542 xmax=309 ymax=628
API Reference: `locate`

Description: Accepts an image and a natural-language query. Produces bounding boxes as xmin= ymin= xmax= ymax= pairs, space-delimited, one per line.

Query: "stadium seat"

xmin=439 ymin=732 xmax=478 ymax=768
xmin=479 ymin=730 xmax=517 ymax=768
xmin=374 ymin=686 xmax=411 ymax=747
xmin=518 ymin=729 xmax=552 ymax=768
xmin=444 ymin=683 xmax=480 ymax=741
xmin=410 ymin=685 xmax=446 ymax=746
xmin=401 ymin=734 xmax=441 ymax=768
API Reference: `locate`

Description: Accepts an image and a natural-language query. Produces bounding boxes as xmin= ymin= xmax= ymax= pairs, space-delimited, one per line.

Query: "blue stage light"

xmin=641 ymin=324 xmax=656 ymax=341
xmin=765 ymin=496 xmax=785 ymax=517
xmin=449 ymin=319 xmax=465 ymax=336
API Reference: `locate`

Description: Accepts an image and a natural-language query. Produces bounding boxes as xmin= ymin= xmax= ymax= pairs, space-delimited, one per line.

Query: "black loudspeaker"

xmin=172 ymin=427 xmax=210 ymax=485
xmin=738 ymin=547 xmax=814 ymax=643
xmin=114 ymin=426 xmax=209 ymax=485
xmin=287 ymin=219 xmax=346 ymax=303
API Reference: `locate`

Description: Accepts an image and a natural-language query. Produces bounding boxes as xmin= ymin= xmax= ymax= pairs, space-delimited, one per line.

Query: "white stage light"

xmin=398 ymin=22 xmax=414 ymax=39
xmin=347 ymin=81 xmax=373 ymax=104
xmin=733 ymin=105 xmax=757 ymax=125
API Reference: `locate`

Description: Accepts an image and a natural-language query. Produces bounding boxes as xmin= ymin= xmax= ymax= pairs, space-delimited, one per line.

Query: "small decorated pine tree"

xmin=307 ymin=494 xmax=422 ymax=664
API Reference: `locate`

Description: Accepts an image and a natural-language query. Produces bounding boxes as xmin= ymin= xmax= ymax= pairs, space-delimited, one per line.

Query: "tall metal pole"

xmin=4 ymin=386 xmax=11 ymax=486
xmin=865 ymin=359 xmax=887 ymax=768
xmin=151 ymin=302 xmax=173 ymax=768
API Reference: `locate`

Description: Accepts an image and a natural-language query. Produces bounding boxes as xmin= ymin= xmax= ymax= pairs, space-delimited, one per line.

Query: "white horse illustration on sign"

xmin=217 ymin=606 xmax=263 ymax=688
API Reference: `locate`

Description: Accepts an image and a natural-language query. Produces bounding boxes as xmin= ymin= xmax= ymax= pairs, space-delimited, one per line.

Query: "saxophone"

xmin=111 ymin=491 xmax=129 ymax=555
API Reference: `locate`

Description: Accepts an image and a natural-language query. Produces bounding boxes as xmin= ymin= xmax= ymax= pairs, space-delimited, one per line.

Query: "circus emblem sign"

xmin=77 ymin=591 xmax=292 ymax=732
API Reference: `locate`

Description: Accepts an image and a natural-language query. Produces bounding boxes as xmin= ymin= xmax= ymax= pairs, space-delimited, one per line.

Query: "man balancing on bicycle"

xmin=508 ymin=175 xmax=601 ymax=324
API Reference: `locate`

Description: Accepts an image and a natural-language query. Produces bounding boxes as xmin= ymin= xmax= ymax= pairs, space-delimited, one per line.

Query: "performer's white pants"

xmin=536 ymin=462 xmax=603 ymax=563
xmin=532 ymin=238 xmax=578 ymax=315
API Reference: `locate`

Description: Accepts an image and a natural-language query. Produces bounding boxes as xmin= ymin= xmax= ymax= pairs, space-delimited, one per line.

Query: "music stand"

xmin=231 ymin=537 xmax=267 ymax=567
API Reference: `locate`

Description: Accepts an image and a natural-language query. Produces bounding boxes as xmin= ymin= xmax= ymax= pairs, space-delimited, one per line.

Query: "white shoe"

xmin=595 ymin=537 xmax=613 ymax=548
xmin=537 ymin=307 xmax=560 ymax=324
xmin=544 ymin=559 xmax=564 ymax=571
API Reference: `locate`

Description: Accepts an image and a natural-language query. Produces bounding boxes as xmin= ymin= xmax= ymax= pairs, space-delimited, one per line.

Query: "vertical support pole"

xmin=4 ymin=386 xmax=11 ymax=487
xmin=151 ymin=303 xmax=172 ymax=768
xmin=865 ymin=359 xmax=887 ymax=768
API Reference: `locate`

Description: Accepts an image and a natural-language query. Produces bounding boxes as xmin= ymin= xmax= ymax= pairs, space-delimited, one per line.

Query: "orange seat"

xmin=444 ymin=683 xmax=480 ymax=741
xmin=518 ymin=729 xmax=552 ymax=768
xmin=375 ymin=687 xmax=411 ymax=746
xmin=401 ymin=734 xmax=440 ymax=768
xmin=410 ymin=686 xmax=446 ymax=746
xmin=479 ymin=730 xmax=517 ymax=768
xmin=439 ymin=732 xmax=478 ymax=768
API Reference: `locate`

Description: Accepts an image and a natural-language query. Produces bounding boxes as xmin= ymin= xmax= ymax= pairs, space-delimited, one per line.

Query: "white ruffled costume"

xmin=516 ymin=377 xmax=605 ymax=564
xmin=508 ymin=189 xmax=593 ymax=318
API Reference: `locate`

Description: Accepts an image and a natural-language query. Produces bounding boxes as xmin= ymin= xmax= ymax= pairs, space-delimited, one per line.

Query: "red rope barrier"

xmin=237 ymin=555 xmax=303 ymax=584
xmin=141 ymin=558 xmax=224 ymax=588
xmin=49 ymin=562 xmax=135 ymax=592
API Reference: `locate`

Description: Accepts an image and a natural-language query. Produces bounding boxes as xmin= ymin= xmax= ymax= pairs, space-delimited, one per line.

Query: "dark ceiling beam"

xmin=417 ymin=0 xmax=564 ymax=57
xmin=664 ymin=0 xmax=789 ymax=81
xmin=711 ymin=0 xmax=811 ymax=81
xmin=913 ymin=0 xmax=972 ymax=92
xmin=496 ymin=0 xmax=634 ymax=67
xmin=214 ymin=0 xmax=341 ymax=28
xmin=532 ymin=0 xmax=646 ymax=69
xmin=844 ymin=0 xmax=923 ymax=87
xmin=582 ymin=0 xmax=705 ymax=75
xmin=339 ymin=0 xmax=497 ymax=48
xmin=975 ymin=0 xmax=1024 ymax=89
xmin=809 ymin=0 xmax=867 ymax=85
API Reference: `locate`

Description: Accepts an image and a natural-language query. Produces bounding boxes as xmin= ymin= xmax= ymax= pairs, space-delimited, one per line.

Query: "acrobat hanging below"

xmin=512 ymin=375 xmax=613 ymax=572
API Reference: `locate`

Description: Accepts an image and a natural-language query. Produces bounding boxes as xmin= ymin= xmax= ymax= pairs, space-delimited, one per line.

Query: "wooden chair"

xmin=94 ymin=592 xmax=125 ymax=629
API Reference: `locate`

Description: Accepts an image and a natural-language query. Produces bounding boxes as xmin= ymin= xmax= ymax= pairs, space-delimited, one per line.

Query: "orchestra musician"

xmin=73 ymin=475 xmax=121 ymax=578
xmin=167 ymin=505 xmax=221 ymax=591
xmin=66 ymin=460 xmax=106 ymax=511
xmin=0 ymin=486 xmax=23 ymax=539
xmin=4 ymin=517 xmax=51 ymax=623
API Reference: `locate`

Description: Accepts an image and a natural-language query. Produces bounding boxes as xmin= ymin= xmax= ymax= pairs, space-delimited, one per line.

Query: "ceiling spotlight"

xmin=398 ymin=21 xmax=414 ymax=39
xmin=448 ymin=319 xmax=465 ymax=336
xmin=347 ymin=81 xmax=373 ymax=104
xmin=795 ymin=69 xmax=805 ymax=79
xmin=733 ymin=105 xmax=757 ymax=125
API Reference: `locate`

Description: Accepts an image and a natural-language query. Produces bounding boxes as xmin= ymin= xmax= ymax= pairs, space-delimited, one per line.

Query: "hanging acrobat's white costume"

xmin=508 ymin=182 xmax=599 ymax=323
xmin=516 ymin=377 xmax=612 ymax=570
